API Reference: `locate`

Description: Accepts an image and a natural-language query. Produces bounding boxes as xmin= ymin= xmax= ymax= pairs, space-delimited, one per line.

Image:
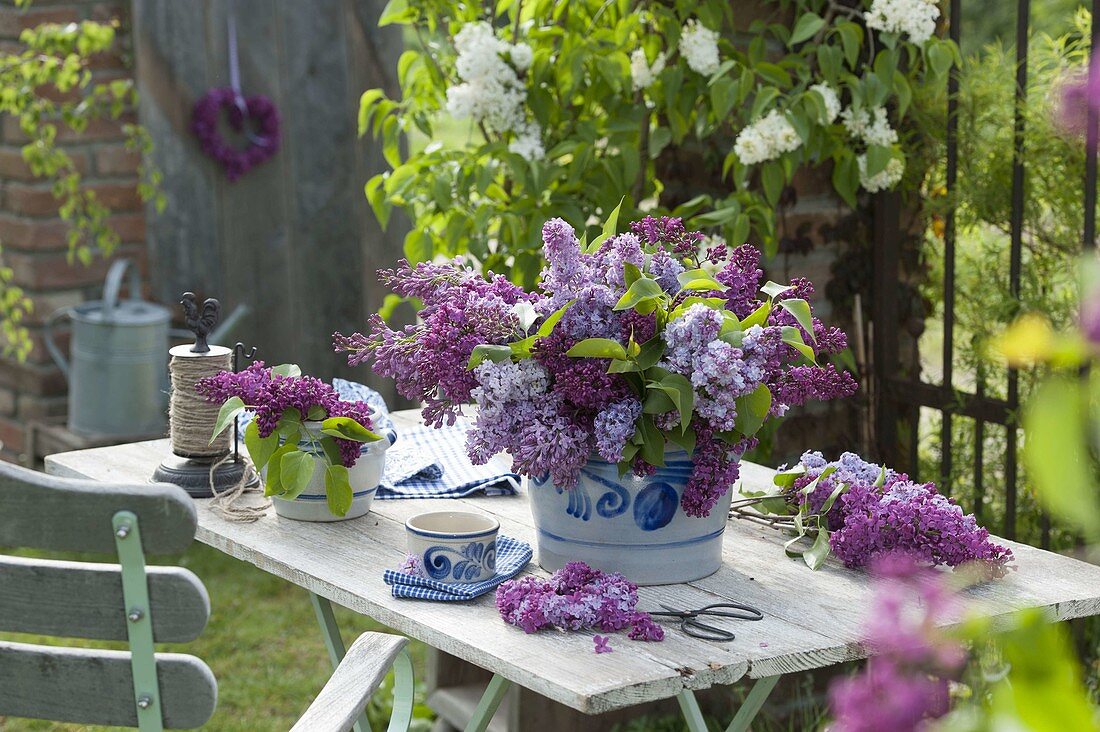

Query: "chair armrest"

xmin=291 ymin=631 xmax=409 ymax=732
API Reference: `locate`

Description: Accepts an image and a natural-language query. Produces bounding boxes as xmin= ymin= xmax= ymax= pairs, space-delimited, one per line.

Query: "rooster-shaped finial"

xmin=180 ymin=292 xmax=221 ymax=354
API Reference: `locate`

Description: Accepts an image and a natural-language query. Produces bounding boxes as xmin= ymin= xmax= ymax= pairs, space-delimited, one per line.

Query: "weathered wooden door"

xmin=132 ymin=0 xmax=405 ymax=397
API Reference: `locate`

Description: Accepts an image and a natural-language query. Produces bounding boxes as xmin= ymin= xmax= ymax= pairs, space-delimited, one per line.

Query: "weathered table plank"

xmin=44 ymin=410 xmax=1100 ymax=715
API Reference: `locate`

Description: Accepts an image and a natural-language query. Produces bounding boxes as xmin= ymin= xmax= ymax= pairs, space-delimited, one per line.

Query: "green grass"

xmin=0 ymin=544 xmax=431 ymax=731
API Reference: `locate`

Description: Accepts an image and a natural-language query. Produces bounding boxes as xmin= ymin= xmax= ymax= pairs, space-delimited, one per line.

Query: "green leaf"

xmin=262 ymin=444 xmax=297 ymax=497
xmin=636 ymin=415 xmax=665 ymax=467
xmin=836 ymin=22 xmax=863 ymax=68
xmin=734 ymin=384 xmax=772 ymax=436
xmin=277 ymin=407 xmax=304 ymax=440
xmin=279 ymin=450 xmax=316 ymax=500
xmin=761 ymin=160 xmax=784 ymax=206
xmin=778 ymin=298 xmax=816 ymax=342
xmin=306 ymin=405 xmax=327 ymax=421
xmin=643 ymin=388 xmax=676 ymax=415
xmin=635 ymin=337 xmax=666 ymax=371
xmin=927 ymin=41 xmax=954 ymax=77
xmin=271 ymin=364 xmax=302 ymax=378
xmin=864 ymin=144 xmax=892 ymax=179
xmin=803 ymin=527 xmax=831 ymax=570
xmin=623 ymin=261 xmax=643 ymax=289
xmin=1023 ymin=377 xmax=1100 ymax=540
xmin=243 ymin=420 xmax=279 ymax=471
xmin=666 ymin=425 xmax=696 ymax=455
xmin=650 ymin=373 xmax=694 ymax=434
xmin=319 ymin=436 xmax=342 ymax=466
xmin=774 ymin=466 xmax=806 ymax=489
xmin=588 ymin=197 xmax=625 ymax=251
xmin=741 ymin=300 xmax=771 ymax=329
xmin=677 ymin=269 xmax=725 ymax=292
xmin=789 ymin=12 xmax=825 ymax=46
xmin=378 ymin=0 xmax=414 ymax=25
xmin=210 ymin=396 xmax=245 ymax=442
xmin=614 ymin=277 xmax=665 ymax=312
xmin=566 ymin=338 xmax=628 ymax=360
xmin=324 ymin=464 xmax=354 ymax=517
xmin=761 ymin=281 xmax=792 ymax=299
xmin=320 ymin=416 xmax=381 ymax=443
xmin=819 ymin=482 xmax=848 ymax=515
xmin=781 ymin=326 xmax=817 ymax=363
xmin=467 ymin=344 xmax=513 ymax=369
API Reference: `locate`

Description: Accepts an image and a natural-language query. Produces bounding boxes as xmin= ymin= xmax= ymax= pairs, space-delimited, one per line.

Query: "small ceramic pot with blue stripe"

xmin=405 ymin=511 xmax=499 ymax=584
xmin=270 ymin=410 xmax=395 ymax=523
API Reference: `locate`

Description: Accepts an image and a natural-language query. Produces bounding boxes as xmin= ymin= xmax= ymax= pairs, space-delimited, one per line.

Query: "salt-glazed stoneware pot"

xmin=270 ymin=414 xmax=391 ymax=522
xmin=529 ymin=450 xmax=735 ymax=585
xmin=405 ymin=511 xmax=499 ymax=584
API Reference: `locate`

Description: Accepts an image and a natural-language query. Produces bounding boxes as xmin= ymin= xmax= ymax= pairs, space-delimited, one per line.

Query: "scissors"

xmin=648 ymin=603 xmax=763 ymax=641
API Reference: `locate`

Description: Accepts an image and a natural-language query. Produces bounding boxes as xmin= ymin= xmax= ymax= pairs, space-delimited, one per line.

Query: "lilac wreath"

xmin=191 ymin=87 xmax=280 ymax=181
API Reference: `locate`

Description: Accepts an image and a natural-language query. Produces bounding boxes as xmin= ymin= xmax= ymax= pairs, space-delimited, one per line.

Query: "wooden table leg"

xmin=464 ymin=674 xmax=512 ymax=732
xmin=310 ymin=592 xmax=373 ymax=732
xmin=724 ymin=675 xmax=780 ymax=732
xmin=677 ymin=674 xmax=781 ymax=732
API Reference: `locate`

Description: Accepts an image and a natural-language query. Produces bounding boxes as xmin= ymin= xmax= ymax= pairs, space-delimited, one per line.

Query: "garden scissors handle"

xmin=648 ymin=602 xmax=763 ymax=642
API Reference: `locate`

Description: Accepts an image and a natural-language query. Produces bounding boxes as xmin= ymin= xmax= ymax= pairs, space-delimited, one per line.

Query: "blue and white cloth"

xmin=383 ymin=535 xmax=532 ymax=601
xmin=378 ymin=425 xmax=520 ymax=500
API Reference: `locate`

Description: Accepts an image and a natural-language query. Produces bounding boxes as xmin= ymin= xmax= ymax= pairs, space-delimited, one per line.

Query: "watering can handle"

xmin=43 ymin=307 xmax=73 ymax=382
xmin=102 ymin=258 xmax=141 ymax=321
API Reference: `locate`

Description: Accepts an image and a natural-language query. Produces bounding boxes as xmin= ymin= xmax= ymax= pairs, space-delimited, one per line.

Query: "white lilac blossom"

xmin=508 ymin=122 xmax=545 ymax=161
xmin=810 ymin=83 xmax=842 ymax=124
xmin=509 ymin=42 xmax=533 ymax=72
xmin=841 ymin=106 xmax=898 ymax=147
xmin=630 ymin=49 xmax=666 ymax=91
xmin=445 ymin=21 xmax=543 ymax=160
xmin=679 ymin=19 xmax=721 ymax=76
xmin=865 ymin=0 xmax=941 ymax=45
xmin=733 ymin=109 xmax=802 ymax=165
xmin=858 ymin=154 xmax=905 ymax=192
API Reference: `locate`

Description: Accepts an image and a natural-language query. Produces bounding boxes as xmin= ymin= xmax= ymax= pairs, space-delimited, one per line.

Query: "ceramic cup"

xmin=405 ymin=511 xmax=499 ymax=584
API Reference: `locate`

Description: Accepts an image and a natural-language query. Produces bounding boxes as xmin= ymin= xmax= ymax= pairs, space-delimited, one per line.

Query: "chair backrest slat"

xmin=0 ymin=641 xmax=217 ymax=729
xmin=0 ymin=555 xmax=210 ymax=643
xmin=0 ymin=461 xmax=195 ymax=555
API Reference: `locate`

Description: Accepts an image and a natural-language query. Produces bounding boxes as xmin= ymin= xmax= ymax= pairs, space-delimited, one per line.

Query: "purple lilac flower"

xmin=682 ymin=425 xmax=741 ymax=517
xmin=662 ymin=304 xmax=724 ymax=373
xmin=629 ymin=216 xmax=705 ymax=257
xmin=649 ymin=247 xmax=686 ymax=293
xmin=593 ymin=398 xmax=642 ymax=463
xmin=539 ymin=218 xmax=586 ymax=307
xmin=398 ymin=554 xmax=423 ymax=577
xmin=828 ymin=555 xmax=965 ymax=732
xmin=715 ymin=244 xmax=765 ymax=318
xmin=1056 ymin=54 xmax=1100 ymax=146
xmin=495 ymin=561 xmax=663 ymax=643
xmin=195 ymin=361 xmax=373 ymax=468
xmin=334 ymin=259 xmax=530 ymax=427
xmin=830 ymin=476 xmax=1015 ymax=577
xmin=466 ymin=360 xmax=591 ymax=487
xmin=593 ymin=635 xmax=613 ymax=654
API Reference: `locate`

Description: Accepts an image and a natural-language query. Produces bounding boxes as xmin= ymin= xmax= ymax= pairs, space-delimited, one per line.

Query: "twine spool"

xmin=168 ymin=344 xmax=233 ymax=458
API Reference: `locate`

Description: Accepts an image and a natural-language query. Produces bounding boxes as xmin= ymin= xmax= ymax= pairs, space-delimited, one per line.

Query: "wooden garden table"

xmin=45 ymin=409 xmax=1100 ymax=732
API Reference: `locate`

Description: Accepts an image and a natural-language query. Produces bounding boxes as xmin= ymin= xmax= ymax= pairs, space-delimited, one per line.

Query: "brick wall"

xmin=0 ymin=0 xmax=144 ymax=463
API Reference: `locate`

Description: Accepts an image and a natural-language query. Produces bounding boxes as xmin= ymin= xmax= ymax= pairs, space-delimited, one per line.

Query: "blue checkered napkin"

xmin=383 ymin=535 xmax=532 ymax=601
xmin=378 ymin=425 xmax=520 ymax=500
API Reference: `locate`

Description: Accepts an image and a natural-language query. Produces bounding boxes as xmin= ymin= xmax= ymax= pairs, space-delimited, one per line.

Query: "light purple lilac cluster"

xmin=495 ymin=561 xmax=664 ymax=647
xmin=337 ymin=215 xmax=856 ymax=518
xmin=195 ymin=361 xmax=373 ymax=467
xmin=787 ymin=451 xmax=1014 ymax=577
xmin=829 ymin=554 xmax=965 ymax=732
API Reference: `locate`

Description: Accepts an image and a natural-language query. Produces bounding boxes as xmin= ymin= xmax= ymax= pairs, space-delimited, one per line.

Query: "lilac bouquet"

xmin=734 ymin=450 xmax=1014 ymax=576
xmin=336 ymin=214 xmax=855 ymax=518
xmin=197 ymin=362 xmax=381 ymax=516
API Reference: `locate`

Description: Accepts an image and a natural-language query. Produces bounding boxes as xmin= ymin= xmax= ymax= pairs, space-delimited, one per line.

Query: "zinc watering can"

xmin=44 ymin=259 xmax=171 ymax=437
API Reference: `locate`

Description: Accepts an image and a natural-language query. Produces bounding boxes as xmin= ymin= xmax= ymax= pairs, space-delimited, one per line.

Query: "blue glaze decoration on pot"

xmin=633 ymin=481 xmax=678 ymax=531
xmin=529 ymin=449 xmax=739 ymax=585
xmin=582 ymin=468 xmax=631 ymax=519
xmin=423 ymin=539 xmax=497 ymax=582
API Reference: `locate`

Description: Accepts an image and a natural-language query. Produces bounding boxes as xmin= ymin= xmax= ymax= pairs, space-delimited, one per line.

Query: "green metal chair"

xmin=0 ymin=461 xmax=415 ymax=731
